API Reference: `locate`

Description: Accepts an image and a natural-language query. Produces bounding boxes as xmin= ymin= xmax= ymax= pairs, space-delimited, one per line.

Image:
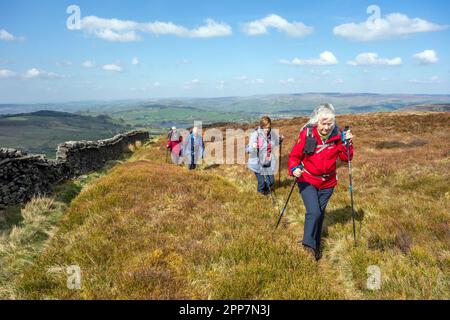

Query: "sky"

xmin=0 ymin=0 xmax=449 ymax=103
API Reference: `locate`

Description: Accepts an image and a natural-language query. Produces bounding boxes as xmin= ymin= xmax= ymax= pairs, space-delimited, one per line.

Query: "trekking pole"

xmin=278 ymin=140 xmax=282 ymax=188
xmin=342 ymin=126 xmax=357 ymax=246
xmin=275 ymin=177 xmax=297 ymax=229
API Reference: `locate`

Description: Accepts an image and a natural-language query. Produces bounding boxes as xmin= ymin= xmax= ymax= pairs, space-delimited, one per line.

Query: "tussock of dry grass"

xmin=0 ymin=195 xmax=66 ymax=299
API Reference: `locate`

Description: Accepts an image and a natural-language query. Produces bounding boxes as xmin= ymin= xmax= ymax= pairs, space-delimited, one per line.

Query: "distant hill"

xmin=2 ymin=93 xmax=450 ymax=129
xmin=0 ymin=110 xmax=131 ymax=158
xmin=400 ymin=103 xmax=450 ymax=112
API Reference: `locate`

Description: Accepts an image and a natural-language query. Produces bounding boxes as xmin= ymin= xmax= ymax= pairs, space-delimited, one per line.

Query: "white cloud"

xmin=80 ymin=16 xmax=140 ymax=42
xmin=77 ymin=16 xmax=231 ymax=41
xmin=235 ymin=75 xmax=248 ymax=81
xmin=153 ymin=81 xmax=161 ymax=87
xmin=242 ymin=14 xmax=313 ymax=37
xmin=413 ymin=50 xmax=438 ymax=65
xmin=279 ymin=78 xmax=296 ymax=84
xmin=184 ymin=78 xmax=200 ymax=89
xmin=280 ymin=51 xmax=338 ymax=66
xmin=140 ymin=21 xmax=187 ymax=36
xmin=82 ymin=60 xmax=96 ymax=68
xmin=347 ymin=53 xmax=402 ymax=66
xmin=252 ymin=78 xmax=265 ymax=84
xmin=409 ymin=76 xmax=441 ymax=84
xmin=23 ymin=68 xmax=42 ymax=79
xmin=333 ymin=12 xmax=448 ymax=41
xmin=96 ymin=29 xmax=141 ymax=42
xmin=187 ymin=19 xmax=232 ymax=38
xmin=22 ymin=68 xmax=62 ymax=79
xmin=131 ymin=57 xmax=140 ymax=65
xmin=102 ymin=64 xmax=123 ymax=72
xmin=0 ymin=69 xmax=17 ymax=78
xmin=0 ymin=29 xmax=15 ymax=41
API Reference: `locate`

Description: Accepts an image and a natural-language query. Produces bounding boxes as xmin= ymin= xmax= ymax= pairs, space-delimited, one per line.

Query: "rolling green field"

xmin=80 ymin=104 xmax=256 ymax=129
xmin=0 ymin=110 xmax=131 ymax=158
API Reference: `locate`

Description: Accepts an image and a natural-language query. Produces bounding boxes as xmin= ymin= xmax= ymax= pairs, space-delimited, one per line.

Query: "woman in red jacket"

xmin=287 ymin=103 xmax=353 ymax=261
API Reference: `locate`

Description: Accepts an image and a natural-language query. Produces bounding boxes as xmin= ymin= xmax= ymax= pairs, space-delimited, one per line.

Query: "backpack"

xmin=303 ymin=124 xmax=317 ymax=155
xmin=302 ymin=124 xmax=342 ymax=155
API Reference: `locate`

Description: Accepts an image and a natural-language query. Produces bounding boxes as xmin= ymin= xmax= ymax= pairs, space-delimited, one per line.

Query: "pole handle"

xmin=341 ymin=125 xmax=350 ymax=144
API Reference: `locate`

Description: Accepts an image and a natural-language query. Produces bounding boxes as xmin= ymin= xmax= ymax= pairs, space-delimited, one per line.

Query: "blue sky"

xmin=0 ymin=0 xmax=449 ymax=103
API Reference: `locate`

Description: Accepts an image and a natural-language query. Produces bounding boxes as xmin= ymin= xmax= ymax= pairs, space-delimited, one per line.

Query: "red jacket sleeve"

xmin=287 ymin=128 xmax=307 ymax=176
xmin=337 ymin=139 xmax=353 ymax=162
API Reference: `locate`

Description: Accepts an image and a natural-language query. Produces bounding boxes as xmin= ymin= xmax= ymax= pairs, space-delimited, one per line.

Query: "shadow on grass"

xmin=203 ymin=163 xmax=221 ymax=170
xmin=322 ymin=206 xmax=365 ymax=240
xmin=275 ymin=177 xmax=297 ymax=189
xmin=0 ymin=181 xmax=83 ymax=236
xmin=0 ymin=205 xmax=23 ymax=234
xmin=52 ymin=180 xmax=83 ymax=205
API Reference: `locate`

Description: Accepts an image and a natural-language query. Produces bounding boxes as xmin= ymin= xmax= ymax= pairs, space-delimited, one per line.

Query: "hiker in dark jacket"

xmin=287 ymin=103 xmax=354 ymax=261
xmin=183 ymin=126 xmax=204 ymax=170
xmin=166 ymin=126 xmax=183 ymax=165
xmin=247 ymin=116 xmax=283 ymax=195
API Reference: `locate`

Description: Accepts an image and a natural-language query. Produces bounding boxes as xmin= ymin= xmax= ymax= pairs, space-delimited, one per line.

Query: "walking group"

xmin=166 ymin=103 xmax=354 ymax=261
xmin=166 ymin=126 xmax=205 ymax=170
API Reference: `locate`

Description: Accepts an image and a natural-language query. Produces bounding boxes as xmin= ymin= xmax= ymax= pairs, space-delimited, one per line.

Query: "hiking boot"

xmin=302 ymin=244 xmax=317 ymax=260
xmin=302 ymin=244 xmax=322 ymax=261
xmin=315 ymin=249 xmax=322 ymax=261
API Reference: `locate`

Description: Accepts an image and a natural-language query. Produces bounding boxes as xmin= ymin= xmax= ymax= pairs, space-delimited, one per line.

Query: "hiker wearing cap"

xmin=287 ymin=104 xmax=353 ymax=261
xmin=183 ymin=127 xmax=204 ymax=170
xmin=167 ymin=127 xmax=183 ymax=165
xmin=247 ymin=116 xmax=284 ymax=195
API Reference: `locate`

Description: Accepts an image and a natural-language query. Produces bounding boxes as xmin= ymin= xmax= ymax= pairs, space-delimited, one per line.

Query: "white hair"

xmin=303 ymin=103 xmax=336 ymax=129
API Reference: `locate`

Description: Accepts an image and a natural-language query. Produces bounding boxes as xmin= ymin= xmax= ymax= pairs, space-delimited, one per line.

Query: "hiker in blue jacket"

xmin=183 ymin=126 xmax=204 ymax=170
xmin=247 ymin=116 xmax=283 ymax=195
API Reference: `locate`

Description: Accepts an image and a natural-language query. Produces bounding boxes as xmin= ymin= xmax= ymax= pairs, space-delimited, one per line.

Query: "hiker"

xmin=166 ymin=126 xmax=183 ymax=165
xmin=287 ymin=103 xmax=353 ymax=261
xmin=183 ymin=126 xmax=204 ymax=170
xmin=247 ymin=116 xmax=284 ymax=195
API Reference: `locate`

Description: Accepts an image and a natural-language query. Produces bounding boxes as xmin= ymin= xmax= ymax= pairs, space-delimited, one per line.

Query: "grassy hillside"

xmin=0 ymin=110 xmax=131 ymax=158
xmin=1 ymin=111 xmax=448 ymax=299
